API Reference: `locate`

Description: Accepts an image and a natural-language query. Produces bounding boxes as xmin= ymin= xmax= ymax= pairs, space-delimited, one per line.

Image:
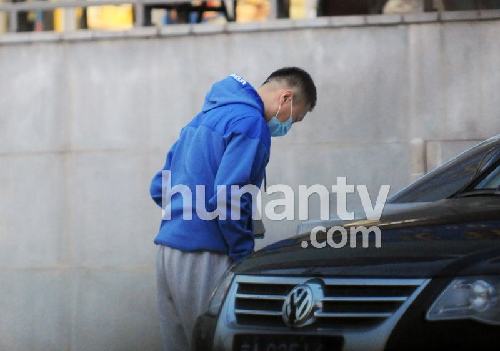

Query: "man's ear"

xmin=282 ymin=90 xmax=293 ymax=103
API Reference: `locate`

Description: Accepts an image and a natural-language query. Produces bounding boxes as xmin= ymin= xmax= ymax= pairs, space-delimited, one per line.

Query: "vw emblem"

xmin=282 ymin=284 xmax=316 ymax=328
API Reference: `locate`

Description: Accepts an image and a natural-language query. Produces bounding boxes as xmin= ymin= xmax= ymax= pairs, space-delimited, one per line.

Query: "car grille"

xmin=231 ymin=275 xmax=428 ymax=330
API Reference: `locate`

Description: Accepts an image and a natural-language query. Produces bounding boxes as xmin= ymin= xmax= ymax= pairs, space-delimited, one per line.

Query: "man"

xmin=150 ymin=67 xmax=317 ymax=350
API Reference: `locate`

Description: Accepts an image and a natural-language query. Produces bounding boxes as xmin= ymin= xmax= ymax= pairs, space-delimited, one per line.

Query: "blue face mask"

xmin=267 ymin=97 xmax=293 ymax=137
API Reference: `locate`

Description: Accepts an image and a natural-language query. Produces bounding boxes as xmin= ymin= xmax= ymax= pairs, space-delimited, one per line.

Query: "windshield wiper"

xmin=455 ymin=188 xmax=500 ymax=198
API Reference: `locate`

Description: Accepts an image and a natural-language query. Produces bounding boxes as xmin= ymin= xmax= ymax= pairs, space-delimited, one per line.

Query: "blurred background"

xmin=1 ymin=0 xmax=500 ymax=350
xmin=2 ymin=0 xmax=500 ymax=32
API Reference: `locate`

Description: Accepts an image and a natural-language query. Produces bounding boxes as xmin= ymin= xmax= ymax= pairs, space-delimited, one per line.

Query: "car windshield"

xmin=475 ymin=164 xmax=500 ymax=190
xmin=389 ymin=137 xmax=499 ymax=203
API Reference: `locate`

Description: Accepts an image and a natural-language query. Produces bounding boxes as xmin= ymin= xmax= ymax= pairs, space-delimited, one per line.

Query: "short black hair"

xmin=263 ymin=67 xmax=317 ymax=110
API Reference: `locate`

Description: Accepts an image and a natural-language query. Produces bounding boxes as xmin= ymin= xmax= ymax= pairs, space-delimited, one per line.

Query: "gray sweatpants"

xmin=156 ymin=245 xmax=231 ymax=351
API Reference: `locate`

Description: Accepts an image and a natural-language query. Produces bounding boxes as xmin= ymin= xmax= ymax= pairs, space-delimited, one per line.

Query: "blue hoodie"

xmin=150 ymin=74 xmax=271 ymax=262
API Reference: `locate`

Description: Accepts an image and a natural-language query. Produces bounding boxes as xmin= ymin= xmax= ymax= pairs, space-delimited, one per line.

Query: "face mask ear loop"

xmin=290 ymin=96 xmax=293 ymax=123
xmin=274 ymin=100 xmax=282 ymax=119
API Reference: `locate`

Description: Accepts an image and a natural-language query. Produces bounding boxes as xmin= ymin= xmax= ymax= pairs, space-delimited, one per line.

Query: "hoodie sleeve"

xmin=213 ymin=119 xmax=269 ymax=263
xmin=150 ymin=140 xmax=178 ymax=207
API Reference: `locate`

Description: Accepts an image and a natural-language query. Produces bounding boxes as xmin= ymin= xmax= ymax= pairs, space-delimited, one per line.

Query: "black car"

xmin=193 ymin=134 xmax=500 ymax=351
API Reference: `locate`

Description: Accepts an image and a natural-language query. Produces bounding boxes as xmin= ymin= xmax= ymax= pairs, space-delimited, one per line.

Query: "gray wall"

xmin=1 ymin=14 xmax=499 ymax=351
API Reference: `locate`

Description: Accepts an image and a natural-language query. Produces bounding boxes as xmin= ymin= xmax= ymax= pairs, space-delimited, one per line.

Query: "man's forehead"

xmin=295 ymin=97 xmax=311 ymax=111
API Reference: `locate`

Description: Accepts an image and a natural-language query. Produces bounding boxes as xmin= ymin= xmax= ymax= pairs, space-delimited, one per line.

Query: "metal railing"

xmin=0 ymin=0 xmax=237 ymax=32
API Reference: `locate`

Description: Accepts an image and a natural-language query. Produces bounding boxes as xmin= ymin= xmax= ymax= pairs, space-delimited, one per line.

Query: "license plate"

xmin=233 ymin=335 xmax=343 ymax=351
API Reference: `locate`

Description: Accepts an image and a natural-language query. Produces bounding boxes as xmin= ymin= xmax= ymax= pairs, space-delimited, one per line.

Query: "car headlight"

xmin=427 ymin=276 xmax=500 ymax=325
xmin=206 ymin=269 xmax=235 ymax=316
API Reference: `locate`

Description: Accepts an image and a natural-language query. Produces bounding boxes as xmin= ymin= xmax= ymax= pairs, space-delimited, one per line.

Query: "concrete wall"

xmin=1 ymin=13 xmax=500 ymax=350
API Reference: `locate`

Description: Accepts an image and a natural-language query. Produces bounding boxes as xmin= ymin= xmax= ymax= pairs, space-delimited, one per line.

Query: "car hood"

xmin=235 ymin=197 xmax=500 ymax=278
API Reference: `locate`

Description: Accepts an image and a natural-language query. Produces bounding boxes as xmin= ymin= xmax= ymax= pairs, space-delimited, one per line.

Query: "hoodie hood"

xmin=202 ymin=74 xmax=265 ymax=115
